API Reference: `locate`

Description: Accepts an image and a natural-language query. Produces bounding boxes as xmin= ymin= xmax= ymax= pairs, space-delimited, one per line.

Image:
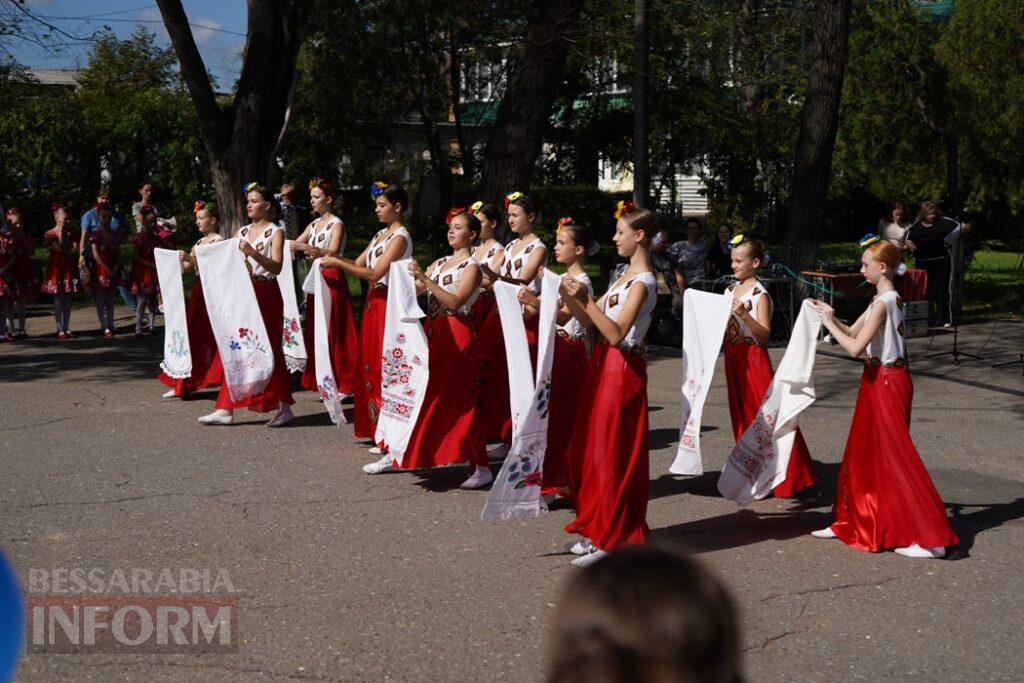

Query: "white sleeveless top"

xmin=309 ymin=216 xmax=346 ymax=255
xmin=427 ymin=256 xmax=480 ymax=317
xmin=194 ymin=233 xmax=224 ymax=250
xmin=238 ymin=223 xmax=282 ymax=278
xmin=602 ymin=271 xmax=657 ymax=349
xmin=473 ymin=241 xmax=505 ymax=278
xmin=558 ymin=272 xmax=593 ymax=340
xmin=725 ymin=279 xmax=773 ymax=346
xmin=367 ymin=226 xmax=413 ymax=287
xmin=502 ymin=235 xmax=546 ymax=293
xmin=866 ymin=290 xmax=907 ymax=365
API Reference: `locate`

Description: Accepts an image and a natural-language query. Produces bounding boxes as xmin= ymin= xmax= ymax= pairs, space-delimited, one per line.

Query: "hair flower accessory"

xmin=446 ymin=206 xmax=468 ymax=226
xmin=614 ymin=200 xmax=636 ymax=219
xmin=469 ymin=200 xmax=483 ymax=215
xmin=193 ymin=200 xmax=206 ymax=214
xmin=504 ymin=191 xmax=523 ymax=208
xmin=370 ymin=181 xmax=389 ymax=199
xmin=5 ymin=207 xmax=19 ymax=218
xmin=308 ymin=177 xmax=322 ymax=190
xmin=556 ymin=217 xmax=574 ymax=235
xmin=243 ymin=181 xmax=260 ymax=194
xmin=729 ymin=234 xmax=746 ymax=247
xmin=858 ymin=233 xmax=881 ymax=248
xmin=51 ymin=202 xmax=67 ymax=212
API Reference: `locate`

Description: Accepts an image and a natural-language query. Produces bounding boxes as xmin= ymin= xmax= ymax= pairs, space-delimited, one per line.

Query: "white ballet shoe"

xmin=811 ymin=526 xmax=838 ymax=539
xmin=460 ymin=466 xmax=494 ymax=490
xmin=567 ymin=538 xmax=594 ymax=556
xmin=571 ymin=549 xmax=608 ymax=568
xmin=363 ymin=455 xmax=395 ymax=474
xmin=198 ymin=410 xmax=233 ymax=425
xmin=265 ymin=405 xmax=294 ymax=428
xmin=894 ymin=544 xmax=946 ymax=559
xmin=487 ymin=443 xmax=511 ymax=462
xmin=368 ymin=445 xmax=385 ymax=455
xmin=162 ymin=389 xmax=178 ymax=398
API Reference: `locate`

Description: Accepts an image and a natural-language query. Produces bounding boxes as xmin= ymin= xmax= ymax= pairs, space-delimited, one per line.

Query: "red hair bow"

xmin=446 ymin=206 xmax=468 ymax=226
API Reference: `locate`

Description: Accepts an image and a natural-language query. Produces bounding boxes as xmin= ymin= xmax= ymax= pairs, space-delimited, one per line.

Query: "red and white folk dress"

xmin=88 ymin=228 xmax=125 ymax=290
xmin=41 ymin=225 xmax=81 ymax=295
xmin=0 ymin=228 xmax=37 ymax=298
xmin=128 ymin=232 xmax=161 ymax=296
xmin=723 ymin=281 xmax=817 ymax=497
xmin=300 ymin=217 xmax=359 ymax=396
xmin=400 ymin=257 xmax=488 ymax=470
xmin=213 ymin=223 xmax=294 ymax=413
xmin=470 ymin=241 xmax=504 ymax=330
xmin=566 ymin=271 xmax=657 ymax=552
xmin=158 ymin=233 xmax=224 ymax=395
xmin=353 ymin=226 xmax=413 ymax=440
xmin=543 ymin=271 xmax=593 ymax=495
xmin=474 ymin=235 xmax=547 ymax=444
xmin=828 ymin=290 xmax=958 ymax=552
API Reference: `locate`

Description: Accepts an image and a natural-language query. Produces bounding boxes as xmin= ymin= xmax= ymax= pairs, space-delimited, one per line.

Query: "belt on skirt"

xmin=864 ymin=356 xmax=907 ymax=368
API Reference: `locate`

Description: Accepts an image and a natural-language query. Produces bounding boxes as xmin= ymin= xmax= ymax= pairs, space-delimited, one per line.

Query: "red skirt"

xmin=543 ymin=334 xmax=588 ymax=491
xmin=830 ymin=365 xmax=958 ymax=552
xmin=41 ymin=252 xmax=80 ymax=294
xmin=158 ymin=279 xmax=224 ymax=395
xmin=0 ymin=254 xmax=38 ymax=297
xmin=724 ymin=341 xmax=817 ymax=497
xmin=401 ymin=314 xmax=487 ymax=469
xmin=300 ymin=268 xmax=359 ymax=396
xmin=474 ymin=312 xmax=538 ymax=445
xmin=354 ymin=286 xmax=387 ymax=440
xmin=214 ymin=278 xmax=294 ymax=413
xmin=90 ymin=247 xmax=123 ymax=290
xmin=129 ymin=262 xmax=159 ymax=296
xmin=565 ymin=343 xmax=649 ymax=551
xmin=470 ymin=290 xmax=496 ymax=332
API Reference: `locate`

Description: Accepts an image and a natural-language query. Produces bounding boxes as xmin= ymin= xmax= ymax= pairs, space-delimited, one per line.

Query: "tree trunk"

xmin=156 ymin=0 xmax=312 ymax=233
xmin=449 ymin=33 xmax=474 ymax=185
xmin=633 ymin=0 xmax=650 ymax=208
xmin=479 ymin=0 xmax=585 ymax=204
xmin=944 ymin=130 xmax=961 ymax=216
xmin=782 ymin=0 xmax=851 ymax=271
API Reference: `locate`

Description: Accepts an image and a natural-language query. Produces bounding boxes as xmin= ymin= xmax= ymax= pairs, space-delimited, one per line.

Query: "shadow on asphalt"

xmin=0 ymin=328 xmax=164 ymax=383
xmin=946 ymin=497 xmax=1024 ymax=560
xmin=651 ymin=508 xmax=832 ymax=554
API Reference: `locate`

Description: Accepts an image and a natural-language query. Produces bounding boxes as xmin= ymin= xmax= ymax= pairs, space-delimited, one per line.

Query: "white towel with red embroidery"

xmin=197 ymin=238 xmax=274 ymax=401
xmin=718 ymin=299 xmax=821 ymax=503
xmin=154 ymin=247 xmax=191 ymax=379
xmin=308 ymin=259 xmax=346 ymax=425
xmin=277 ymin=240 xmax=306 ymax=374
xmin=482 ymin=270 xmax=560 ymax=522
xmin=670 ymin=288 xmax=734 ymax=475
xmin=374 ymin=260 xmax=429 ymax=465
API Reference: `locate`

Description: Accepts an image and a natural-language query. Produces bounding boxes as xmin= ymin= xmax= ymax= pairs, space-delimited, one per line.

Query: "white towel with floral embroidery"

xmin=309 ymin=259 xmax=346 ymax=425
xmin=719 ymin=299 xmax=821 ymax=503
xmin=277 ymin=240 xmax=306 ymax=374
xmin=375 ymin=260 xmax=429 ymax=465
xmin=482 ymin=270 xmax=560 ymax=522
xmin=154 ymin=247 xmax=192 ymax=379
xmin=670 ymin=288 xmax=734 ymax=475
xmin=197 ymin=238 xmax=274 ymax=401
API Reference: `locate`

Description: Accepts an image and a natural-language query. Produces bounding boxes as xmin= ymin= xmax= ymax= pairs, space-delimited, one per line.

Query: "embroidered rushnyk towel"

xmin=196 ymin=238 xmax=274 ymax=401
xmin=310 ymin=258 xmax=346 ymax=426
xmin=374 ymin=260 xmax=429 ymax=465
xmin=277 ymin=240 xmax=307 ymax=373
xmin=670 ymin=288 xmax=733 ymax=475
xmin=154 ymin=247 xmax=191 ymax=379
xmin=719 ymin=299 xmax=822 ymax=504
xmin=482 ymin=270 xmax=560 ymax=522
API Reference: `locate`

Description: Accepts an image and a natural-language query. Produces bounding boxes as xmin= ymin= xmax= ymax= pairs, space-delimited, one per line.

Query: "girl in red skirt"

xmin=469 ymin=201 xmax=504 ymax=330
xmin=296 ymin=178 xmax=359 ymax=398
xmin=810 ymin=238 xmax=958 ymax=559
xmin=0 ymin=207 xmax=38 ymax=340
xmin=722 ymin=237 xmax=817 ymax=497
xmin=199 ymin=185 xmax=295 ymax=427
xmin=364 ymin=209 xmax=493 ymax=488
xmin=129 ymin=205 xmax=162 ymax=337
xmin=159 ymin=200 xmax=224 ymax=397
xmin=317 ymin=182 xmax=413 ymax=450
xmin=41 ymin=203 xmax=81 ymax=339
xmin=88 ymin=201 xmax=124 ymax=338
xmin=559 ymin=202 xmax=658 ymax=567
xmin=475 ymin=192 xmax=548 ymax=455
xmin=518 ymin=217 xmax=596 ymax=502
